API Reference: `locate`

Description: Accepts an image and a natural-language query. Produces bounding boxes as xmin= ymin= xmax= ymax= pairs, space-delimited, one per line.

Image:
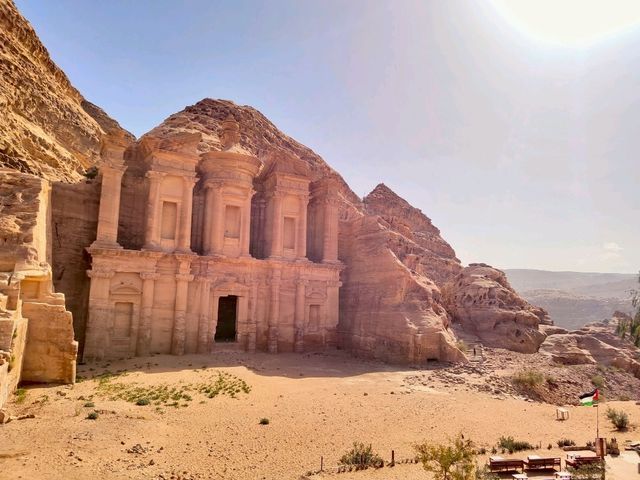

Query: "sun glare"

xmin=489 ymin=0 xmax=640 ymax=47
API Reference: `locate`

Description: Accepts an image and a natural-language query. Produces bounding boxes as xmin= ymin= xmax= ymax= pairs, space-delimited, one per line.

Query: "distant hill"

xmin=504 ymin=269 xmax=637 ymax=330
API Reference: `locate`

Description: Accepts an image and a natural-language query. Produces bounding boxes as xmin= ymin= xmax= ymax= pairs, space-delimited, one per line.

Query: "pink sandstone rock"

xmin=449 ymin=263 xmax=549 ymax=353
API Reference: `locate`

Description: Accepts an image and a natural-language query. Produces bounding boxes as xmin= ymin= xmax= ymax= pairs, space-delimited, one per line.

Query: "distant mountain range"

xmin=504 ymin=269 xmax=637 ymax=330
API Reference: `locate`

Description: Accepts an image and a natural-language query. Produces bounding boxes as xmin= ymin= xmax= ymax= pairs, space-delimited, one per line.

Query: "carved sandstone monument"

xmin=0 ymin=0 xmax=561 ymax=406
xmin=83 ymin=118 xmax=342 ymax=361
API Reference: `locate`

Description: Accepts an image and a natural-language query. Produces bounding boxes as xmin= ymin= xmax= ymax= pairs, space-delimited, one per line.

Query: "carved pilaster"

xmin=294 ymin=277 xmax=308 ymax=353
xmin=268 ymin=270 xmax=281 ymax=353
xmin=144 ymin=171 xmax=166 ymax=250
xmin=172 ymin=271 xmax=194 ymax=355
xmin=137 ymin=272 xmax=160 ymax=357
xmin=92 ymin=163 xmax=127 ymax=249
xmin=177 ymin=176 xmax=197 ymax=253
xmin=84 ymin=268 xmax=115 ymax=362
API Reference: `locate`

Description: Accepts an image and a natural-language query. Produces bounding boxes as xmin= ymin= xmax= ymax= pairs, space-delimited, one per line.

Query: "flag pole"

xmin=596 ymin=402 xmax=599 ymax=439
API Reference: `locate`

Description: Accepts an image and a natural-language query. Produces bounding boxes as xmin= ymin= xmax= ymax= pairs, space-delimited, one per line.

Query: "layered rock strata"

xmin=540 ymin=312 xmax=640 ymax=379
xmin=0 ymin=0 xmax=132 ymax=182
xmin=449 ymin=263 xmax=549 ymax=353
xmin=0 ymin=169 xmax=77 ymax=408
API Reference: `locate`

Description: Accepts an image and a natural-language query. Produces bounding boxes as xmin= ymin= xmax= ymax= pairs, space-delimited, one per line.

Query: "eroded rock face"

xmin=0 ymin=0 xmax=132 ymax=182
xmin=540 ymin=312 xmax=640 ymax=378
xmin=450 ymin=264 xmax=549 ymax=353
xmin=0 ymin=169 xmax=77 ymax=407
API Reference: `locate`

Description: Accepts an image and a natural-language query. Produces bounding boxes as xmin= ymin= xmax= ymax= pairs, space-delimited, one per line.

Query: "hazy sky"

xmin=16 ymin=0 xmax=640 ymax=273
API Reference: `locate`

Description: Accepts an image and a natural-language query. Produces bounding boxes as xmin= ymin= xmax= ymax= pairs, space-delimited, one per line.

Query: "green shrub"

xmin=415 ymin=435 xmax=475 ymax=480
xmin=591 ymin=375 xmax=605 ymax=389
xmin=83 ymin=401 xmax=95 ymax=408
xmin=606 ymin=407 xmax=629 ymax=431
xmin=86 ymin=411 xmax=99 ymax=420
xmin=557 ymin=438 xmax=576 ymax=448
xmin=340 ymin=442 xmax=383 ymax=469
xmin=135 ymin=398 xmax=150 ymax=406
xmin=259 ymin=417 xmax=269 ymax=425
xmin=14 ymin=388 xmax=27 ymax=404
xmin=511 ymin=370 xmax=544 ymax=389
xmin=497 ymin=436 xmax=533 ymax=452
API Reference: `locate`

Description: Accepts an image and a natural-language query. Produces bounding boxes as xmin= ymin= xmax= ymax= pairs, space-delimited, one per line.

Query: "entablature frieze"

xmin=87 ymin=269 xmax=115 ymax=279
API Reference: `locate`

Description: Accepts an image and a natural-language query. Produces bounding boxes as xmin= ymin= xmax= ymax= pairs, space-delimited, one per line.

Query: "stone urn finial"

xmin=220 ymin=114 xmax=240 ymax=150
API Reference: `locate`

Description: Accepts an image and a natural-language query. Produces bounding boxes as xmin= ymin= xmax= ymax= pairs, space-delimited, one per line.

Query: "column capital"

xmin=176 ymin=273 xmax=194 ymax=282
xmin=102 ymin=162 xmax=128 ymax=175
xmin=146 ymin=170 xmax=166 ymax=180
xmin=204 ymin=179 xmax=225 ymax=190
xmin=87 ymin=269 xmax=115 ymax=279
xmin=140 ymin=272 xmax=161 ymax=281
xmin=296 ymin=278 xmax=309 ymax=286
xmin=182 ymin=175 xmax=199 ymax=186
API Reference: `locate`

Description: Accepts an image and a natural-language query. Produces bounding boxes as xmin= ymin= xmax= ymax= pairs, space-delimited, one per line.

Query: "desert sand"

xmin=1 ymin=348 xmax=638 ymax=480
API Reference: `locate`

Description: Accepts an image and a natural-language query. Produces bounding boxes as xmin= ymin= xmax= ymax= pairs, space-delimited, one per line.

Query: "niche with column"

xmin=107 ymin=272 xmax=142 ymax=358
xmin=158 ymin=175 xmax=184 ymax=251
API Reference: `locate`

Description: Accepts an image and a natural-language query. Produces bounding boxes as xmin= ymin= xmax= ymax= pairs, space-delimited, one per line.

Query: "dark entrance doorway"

xmin=215 ymin=295 xmax=237 ymax=342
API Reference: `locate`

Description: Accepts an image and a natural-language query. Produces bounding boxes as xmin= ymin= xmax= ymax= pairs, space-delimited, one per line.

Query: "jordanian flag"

xmin=579 ymin=388 xmax=599 ymax=406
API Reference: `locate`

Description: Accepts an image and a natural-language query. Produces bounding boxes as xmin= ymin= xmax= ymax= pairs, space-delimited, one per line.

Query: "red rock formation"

xmin=540 ymin=312 xmax=640 ymax=378
xmin=449 ymin=263 xmax=549 ymax=353
xmin=0 ymin=0 xmax=132 ymax=182
xmin=0 ymin=0 xmax=554 ymax=364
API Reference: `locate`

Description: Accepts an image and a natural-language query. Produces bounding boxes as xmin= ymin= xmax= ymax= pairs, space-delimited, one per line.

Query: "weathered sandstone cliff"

xmin=0 ymin=0 xmax=552 ymax=368
xmin=540 ymin=311 xmax=640 ymax=379
xmin=0 ymin=0 xmax=132 ymax=182
xmin=449 ymin=263 xmax=549 ymax=353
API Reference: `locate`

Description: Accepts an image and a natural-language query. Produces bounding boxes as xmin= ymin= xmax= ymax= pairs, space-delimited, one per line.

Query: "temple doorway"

xmin=215 ymin=295 xmax=238 ymax=342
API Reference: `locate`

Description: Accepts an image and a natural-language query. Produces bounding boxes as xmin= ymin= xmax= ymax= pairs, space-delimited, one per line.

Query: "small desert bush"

xmin=591 ymin=375 xmax=605 ymax=389
xmin=259 ymin=417 xmax=270 ymax=425
xmin=511 ymin=369 xmax=544 ymax=389
xmin=568 ymin=462 xmax=605 ymax=480
xmin=83 ymin=401 xmax=95 ymax=408
xmin=606 ymin=407 xmax=629 ymax=431
xmin=497 ymin=436 xmax=533 ymax=453
xmin=339 ymin=442 xmax=383 ymax=469
xmin=557 ymin=438 xmax=576 ymax=448
xmin=95 ymin=370 xmax=250 ymax=407
xmin=415 ymin=435 xmax=476 ymax=480
xmin=86 ymin=411 xmax=99 ymax=420
xmin=14 ymin=388 xmax=27 ymax=404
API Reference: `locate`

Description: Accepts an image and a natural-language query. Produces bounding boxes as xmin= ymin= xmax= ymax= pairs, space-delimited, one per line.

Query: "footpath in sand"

xmin=1 ymin=349 xmax=639 ymax=480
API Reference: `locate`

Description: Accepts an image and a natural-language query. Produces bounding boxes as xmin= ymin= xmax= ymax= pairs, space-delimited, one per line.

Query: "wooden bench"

xmin=525 ymin=456 xmax=561 ymax=471
xmin=565 ymin=455 xmax=602 ymax=469
xmin=488 ymin=457 xmax=525 ymax=472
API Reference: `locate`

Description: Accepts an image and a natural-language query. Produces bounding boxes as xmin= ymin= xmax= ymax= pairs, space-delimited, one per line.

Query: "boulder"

xmin=449 ymin=264 xmax=549 ymax=353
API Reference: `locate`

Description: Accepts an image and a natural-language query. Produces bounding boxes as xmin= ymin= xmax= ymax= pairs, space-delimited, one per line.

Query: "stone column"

xmin=171 ymin=271 xmax=193 ymax=355
xmin=92 ymin=164 xmax=127 ymax=248
xmin=197 ymin=277 xmax=211 ymax=354
xmin=294 ymin=278 xmax=307 ymax=353
xmin=84 ymin=268 xmax=115 ymax=362
xmin=240 ymin=190 xmax=254 ymax=257
xmin=202 ymin=186 xmax=213 ymax=254
xmin=144 ymin=171 xmax=165 ymax=250
xmin=208 ymin=182 xmax=224 ymax=256
xmin=268 ymin=270 xmax=281 ymax=353
xmin=325 ymin=279 xmax=342 ymax=347
xmin=209 ymin=293 xmax=220 ymax=352
xmin=267 ymin=192 xmax=284 ymax=258
xmin=322 ymin=197 xmax=339 ymax=263
xmin=136 ymin=272 xmax=159 ymax=357
xmin=247 ymin=281 xmax=258 ymax=353
xmin=296 ymin=197 xmax=308 ymax=259
xmin=177 ymin=176 xmax=197 ymax=253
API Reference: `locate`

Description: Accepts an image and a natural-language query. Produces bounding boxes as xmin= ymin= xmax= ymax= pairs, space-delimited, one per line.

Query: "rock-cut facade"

xmin=83 ymin=119 xmax=342 ymax=361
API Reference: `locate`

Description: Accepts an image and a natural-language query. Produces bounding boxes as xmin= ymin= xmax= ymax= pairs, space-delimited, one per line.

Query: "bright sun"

xmin=489 ymin=0 xmax=640 ymax=47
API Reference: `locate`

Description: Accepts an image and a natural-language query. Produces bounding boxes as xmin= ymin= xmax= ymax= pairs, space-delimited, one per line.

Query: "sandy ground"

xmin=1 ymin=348 xmax=639 ymax=480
